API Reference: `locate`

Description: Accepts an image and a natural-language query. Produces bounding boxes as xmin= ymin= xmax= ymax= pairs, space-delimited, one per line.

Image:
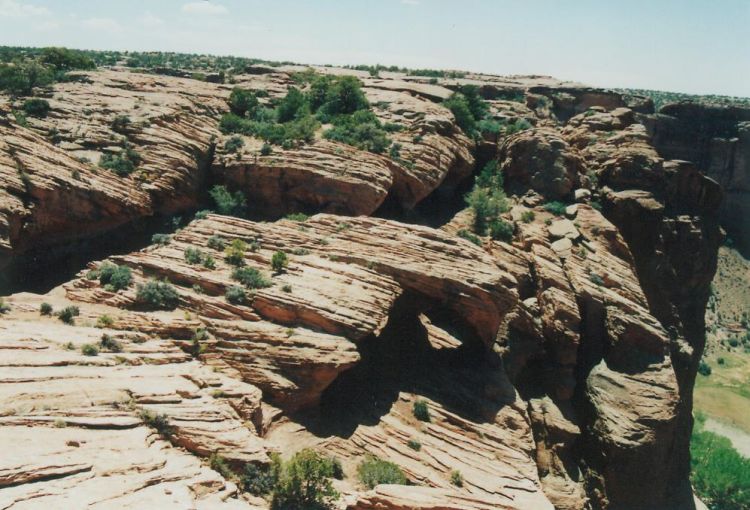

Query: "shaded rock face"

xmin=0 ymin=65 xmax=724 ymax=510
xmin=499 ymin=128 xmax=587 ymax=200
xmin=641 ymin=102 xmax=750 ymax=255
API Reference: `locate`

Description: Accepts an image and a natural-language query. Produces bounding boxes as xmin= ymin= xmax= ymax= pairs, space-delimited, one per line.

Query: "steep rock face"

xmin=640 ymin=102 xmax=750 ymax=255
xmin=561 ymin=107 xmax=722 ymax=508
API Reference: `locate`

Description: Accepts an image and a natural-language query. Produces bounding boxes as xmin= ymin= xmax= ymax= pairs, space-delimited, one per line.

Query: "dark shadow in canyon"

xmin=290 ymin=291 xmax=514 ymax=439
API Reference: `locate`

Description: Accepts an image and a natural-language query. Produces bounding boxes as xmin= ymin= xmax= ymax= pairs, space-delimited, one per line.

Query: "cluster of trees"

xmin=343 ymin=63 xmax=466 ymax=79
xmin=464 ymin=160 xmax=513 ymax=241
xmin=617 ymin=87 xmax=750 ymax=110
xmin=691 ymin=413 xmax=750 ymax=510
xmin=0 ymin=46 xmax=94 ymax=95
xmin=219 ymin=74 xmax=396 ymax=153
xmin=443 ymin=85 xmax=531 ymax=140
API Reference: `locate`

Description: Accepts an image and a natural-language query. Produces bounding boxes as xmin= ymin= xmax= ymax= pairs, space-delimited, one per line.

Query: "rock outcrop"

xmin=0 ymin=63 xmax=727 ymax=510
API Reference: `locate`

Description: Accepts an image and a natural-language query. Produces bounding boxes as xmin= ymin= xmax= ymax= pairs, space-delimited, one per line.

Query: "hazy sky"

xmin=1 ymin=0 xmax=748 ymax=96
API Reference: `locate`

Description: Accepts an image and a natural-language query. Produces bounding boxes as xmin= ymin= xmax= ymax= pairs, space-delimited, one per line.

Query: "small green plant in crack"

xmin=39 ymin=302 xmax=53 ymax=316
xmin=357 ymin=455 xmax=407 ymax=489
xmin=407 ymin=439 xmax=422 ymax=451
xmin=135 ymin=280 xmax=180 ymax=310
xmin=184 ymin=247 xmax=205 ymax=265
xmin=450 ymin=469 xmax=464 ymax=487
xmin=139 ymin=409 xmax=175 ymax=439
xmin=207 ymin=235 xmax=226 ymax=251
xmin=412 ymin=399 xmax=431 ymax=422
xmin=151 ymin=233 xmax=171 ymax=246
xmin=224 ymin=239 xmax=247 ymax=266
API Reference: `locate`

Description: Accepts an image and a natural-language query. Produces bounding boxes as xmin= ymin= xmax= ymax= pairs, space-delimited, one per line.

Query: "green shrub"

xmin=457 ymin=229 xmax=482 ymax=246
xmin=413 ymin=399 xmax=431 ymax=422
xmin=81 ymin=343 xmax=99 ymax=356
xmin=698 ymin=360 xmax=712 ymax=376
xmin=57 ymin=305 xmax=80 ymax=325
xmin=111 ymin=115 xmax=131 ymax=133
xmin=184 ymin=247 xmax=204 ymax=265
xmin=0 ymin=61 xmax=53 ymax=95
xmin=151 ymin=233 xmax=171 ymax=246
xmin=135 ymin=281 xmax=180 ymax=310
xmin=202 ymin=255 xmax=216 ymax=270
xmin=96 ymin=314 xmax=114 ymax=328
xmin=194 ymin=209 xmax=210 ymax=220
xmin=232 ymin=267 xmax=272 ymax=289
xmin=225 ymin=285 xmax=247 ymax=304
xmin=0 ymin=298 xmax=9 ymax=314
xmin=207 ymin=235 xmax=226 ymax=251
xmin=225 ymin=135 xmax=244 ymax=153
xmin=718 ymin=357 xmax=725 ymax=365
xmin=209 ymin=185 xmax=247 ymax=217
xmin=319 ymin=75 xmax=369 ymax=116
xmin=691 ymin=415 xmax=750 ymax=510
xmin=22 ymin=98 xmax=50 ymax=117
xmin=407 ymin=439 xmax=421 ymax=451
xmin=444 ymin=93 xmax=477 ymax=135
xmin=465 ymin=187 xmax=509 ymax=234
xmin=543 ymin=201 xmax=567 ymax=216
xmin=323 ymin=110 xmax=391 ymax=154
xmin=99 ymin=145 xmax=141 ymax=177
xmin=270 ymin=449 xmax=339 ymax=510
xmin=475 ymin=160 xmax=502 ymax=189
xmin=450 ymin=470 xmax=464 ymax=487
xmin=276 ymin=87 xmax=308 ymax=123
xmin=209 ymin=453 xmax=234 ymax=480
xmin=139 ymin=409 xmax=175 ymax=438
xmin=357 ymin=456 xmax=408 ymax=489
xmin=40 ymin=47 xmax=95 ymax=71
xmin=489 ymin=219 xmax=514 ymax=242
xmin=99 ymin=334 xmax=122 ymax=353
xmin=229 ymin=87 xmax=260 ymax=117
xmin=521 ymin=211 xmax=536 ymax=223
xmin=40 ymin=302 xmax=53 ymax=316
xmin=241 ymin=460 xmax=278 ymax=496
xmin=260 ymin=143 xmax=273 ymax=156
xmin=271 ymin=251 xmax=289 ymax=274
xmin=285 ymin=212 xmax=309 ymax=222
xmin=97 ymin=262 xmax=132 ymax=291
xmin=224 ymin=239 xmax=247 ymax=266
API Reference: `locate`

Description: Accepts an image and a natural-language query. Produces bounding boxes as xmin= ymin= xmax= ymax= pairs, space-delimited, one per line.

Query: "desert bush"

xmin=151 ymin=233 xmax=171 ymax=245
xmin=444 ymin=93 xmax=476 ymax=134
xmin=224 ymin=135 xmax=244 ymax=153
xmin=96 ymin=314 xmax=115 ymax=328
xmin=457 ymin=229 xmax=482 ymax=246
xmin=543 ymin=201 xmax=567 ymax=216
xmin=270 ymin=449 xmax=340 ymax=510
xmin=139 ymin=409 xmax=175 ymax=438
xmin=357 ymin=456 xmax=407 ymax=489
xmin=111 ymin=115 xmax=131 ymax=133
xmin=229 ymin=87 xmax=260 ymax=117
xmin=207 ymin=235 xmax=226 ymax=251
xmin=99 ymin=334 xmax=122 ymax=353
xmin=209 ymin=185 xmax=247 ymax=217
xmin=413 ymin=399 xmax=431 ymax=422
xmin=22 ymin=98 xmax=50 ymax=117
xmin=224 ymin=239 xmax=247 ymax=266
xmin=285 ymin=212 xmax=309 ymax=222
xmin=81 ymin=343 xmax=99 ymax=356
xmin=202 ymin=255 xmax=216 ymax=269
xmin=323 ymin=109 xmax=391 ymax=154
xmin=135 ymin=281 xmax=179 ymax=310
xmin=698 ymin=360 xmax=712 ymax=376
xmin=0 ymin=61 xmax=53 ymax=95
xmin=225 ymin=285 xmax=247 ymax=304
xmin=521 ymin=210 xmax=536 ymax=223
xmin=450 ymin=470 xmax=464 ymax=487
xmin=276 ymin=87 xmax=308 ymax=122
xmin=184 ymin=247 xmax=204 ymax=265
xmin=271 ymin=251 xmax=289 ymax=274
xmin=407 ymin=439 xmax=421 ymax=451
xmin=589 ymin=273 xmax=604 ymax=286
xmin=260 ymin=143 xmax=273 ymax=155
xmin=489 ymin=219 xmax=514 ymax=242
xmin=99 ymin=145 xmax=141 ymax=177
xmin=465 ymin=187 xmax=508 ymax=234
xmin=39 ymin=302 xmax=53 ymax=315
xmin=57 ymin=305 xmax=80 ymax=325
xmin=96 ymin=262 xmax=132 ymax=291
xmin=241 ymin=460 xmax=278 ymax=496
xmin=232 ymin=267 xmax=272 ymax=289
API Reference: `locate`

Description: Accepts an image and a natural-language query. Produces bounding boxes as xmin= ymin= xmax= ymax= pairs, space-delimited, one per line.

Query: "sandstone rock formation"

xmin=0 ymin=62 xmax=727 ymax=510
